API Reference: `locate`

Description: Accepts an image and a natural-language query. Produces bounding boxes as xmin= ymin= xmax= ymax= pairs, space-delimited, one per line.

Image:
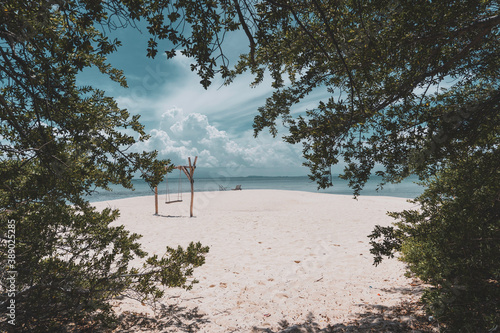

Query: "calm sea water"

xmin=86 ymin=174 xmax=424 ymax=203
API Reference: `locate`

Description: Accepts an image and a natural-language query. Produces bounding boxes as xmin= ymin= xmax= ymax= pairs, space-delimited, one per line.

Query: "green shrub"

xmin=370 ymin=150 xmax=500 ymax=331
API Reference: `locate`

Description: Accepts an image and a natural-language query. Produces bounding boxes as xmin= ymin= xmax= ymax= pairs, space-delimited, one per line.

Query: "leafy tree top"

xmin=1 ymin=2 xmax=212 ymax=330
xmin=145 ymin=0 xmax=500 ymax=194
xmin=238 ymin=1 xmax=499 ymax=193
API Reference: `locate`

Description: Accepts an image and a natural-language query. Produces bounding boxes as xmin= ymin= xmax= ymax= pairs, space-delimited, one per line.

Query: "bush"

xmin=0 ymin=193 xmax=209 ymax=332
xmin=370 ymin=150 xmax=500 ymax=331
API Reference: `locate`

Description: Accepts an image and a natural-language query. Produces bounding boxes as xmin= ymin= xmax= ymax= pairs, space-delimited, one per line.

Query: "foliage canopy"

xmin=1 ymin=0 xmax=499 ymax=331
xmin=140 ymin=0 xmax=500 ymax=191
xmin=0 ymin=1 xmax=210 ymax=331
xmin=215 ymin=1 xmax=499 ymax=330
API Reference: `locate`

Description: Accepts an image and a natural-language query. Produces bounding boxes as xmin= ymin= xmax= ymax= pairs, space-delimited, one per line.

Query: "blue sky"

xmin=79 ymin=24 xmax=334 ymax=177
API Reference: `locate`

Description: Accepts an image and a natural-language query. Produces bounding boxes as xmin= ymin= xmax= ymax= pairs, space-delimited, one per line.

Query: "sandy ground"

xmin=92 ymin=190 xmax=422 ymax=332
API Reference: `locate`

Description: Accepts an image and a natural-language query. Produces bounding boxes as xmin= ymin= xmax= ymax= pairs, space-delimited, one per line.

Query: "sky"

xmin=78 ymin=23 xmax=335 ymax=178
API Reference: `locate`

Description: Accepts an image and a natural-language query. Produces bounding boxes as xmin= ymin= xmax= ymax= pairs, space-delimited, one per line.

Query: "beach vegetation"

xmin=2 ymin=0 xmax=499 ymax=331
xmin=0 ymin=1 xmax=209 ymax=331
xmin=370 ymin=151 xmax=500 ymax=331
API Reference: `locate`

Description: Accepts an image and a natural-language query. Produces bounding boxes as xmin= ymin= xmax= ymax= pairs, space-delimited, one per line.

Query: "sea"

xmin=86 ymin=174 xmax=425 ymax=203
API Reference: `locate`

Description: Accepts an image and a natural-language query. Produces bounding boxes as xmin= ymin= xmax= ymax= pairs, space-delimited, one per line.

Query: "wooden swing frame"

xmin=155 ymin=156 xmax=197 ymax=217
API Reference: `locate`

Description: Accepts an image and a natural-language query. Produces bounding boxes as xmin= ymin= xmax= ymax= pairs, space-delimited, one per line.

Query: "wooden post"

xmin=177 ymin=156 xmax=197 ymax=217
xmin=188 ymin=157 xmax=197 ymax=217
xmin=154 ymin=186 xmax=158 ymax=215
xmin=191 ymin=156 xmax=197 ymax=217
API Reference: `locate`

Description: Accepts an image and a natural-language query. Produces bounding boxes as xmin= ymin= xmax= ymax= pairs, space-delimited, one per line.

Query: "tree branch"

xmin=233 ymin=0 xmax=256 ymax=63
xmin=310 ymin=0 xmax=362 ymax=112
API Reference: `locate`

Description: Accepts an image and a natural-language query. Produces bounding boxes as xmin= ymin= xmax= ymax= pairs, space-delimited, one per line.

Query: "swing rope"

xmin=177 ymin=168 xmax=182 ymax=201
xmin=165 ymin=168 xmax=183 ymax=204
xmin=166 ymin=172 xmax=169 ymax=202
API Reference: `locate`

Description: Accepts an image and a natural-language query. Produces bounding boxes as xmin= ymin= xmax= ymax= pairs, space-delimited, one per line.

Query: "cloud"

xmin=114 ymin=53 xmax=277 ymax=129
xmin=75 ymin=27 xmax=318 ymax=176
xmin=134 ymin=107 xmax=305 ymax=173
xmin=114 ymin=53 xmax=318 ymax=175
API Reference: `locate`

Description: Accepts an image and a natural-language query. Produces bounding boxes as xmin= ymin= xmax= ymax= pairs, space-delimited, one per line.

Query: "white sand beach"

xmin=93 ymin=190 xmax=423 ymax=332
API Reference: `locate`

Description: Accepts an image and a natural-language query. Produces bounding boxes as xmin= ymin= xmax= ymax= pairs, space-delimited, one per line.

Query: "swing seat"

xmin=165 ymin=167 xmax=183 ymax=204
xmin=165 ymin=199 xmax=183 ymax=204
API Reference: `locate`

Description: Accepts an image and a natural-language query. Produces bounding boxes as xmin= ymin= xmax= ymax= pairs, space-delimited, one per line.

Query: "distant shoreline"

xmin=87 ymin=175 xmax=424 ymax=203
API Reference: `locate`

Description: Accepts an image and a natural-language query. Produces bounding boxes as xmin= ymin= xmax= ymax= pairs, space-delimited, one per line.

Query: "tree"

xmin=369 ymin=149 xmax=499 ymax=331
xmin=231 ymin=1 xmax=500 ymax=330
xmin=227 ymin=1 xmax=499 ymax=330
xmin=144 ymin=0 xmax=499 ymax=191
xmin=0 ymin=1 xmax=210 ymax=331
xmin=3 ymin=0 xmax=498 ymax=330
xmin=140 ymin=0 xmax=500 ymax=330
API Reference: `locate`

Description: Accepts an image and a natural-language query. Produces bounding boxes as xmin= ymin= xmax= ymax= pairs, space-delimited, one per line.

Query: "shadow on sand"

xmin=252 ymin=301 xmax=439 ymax=333
xmin=115 ymin=303 xmax=209 ymax=333
xmin=114 ymin=299 xmax=439 ymax=333
xmin=113 ymin=279 xmax=437 ymax=332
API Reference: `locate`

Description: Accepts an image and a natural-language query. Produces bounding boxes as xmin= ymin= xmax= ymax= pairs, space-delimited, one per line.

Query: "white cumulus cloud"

xmin=134 ymin=107 xmax=306 ymax=174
